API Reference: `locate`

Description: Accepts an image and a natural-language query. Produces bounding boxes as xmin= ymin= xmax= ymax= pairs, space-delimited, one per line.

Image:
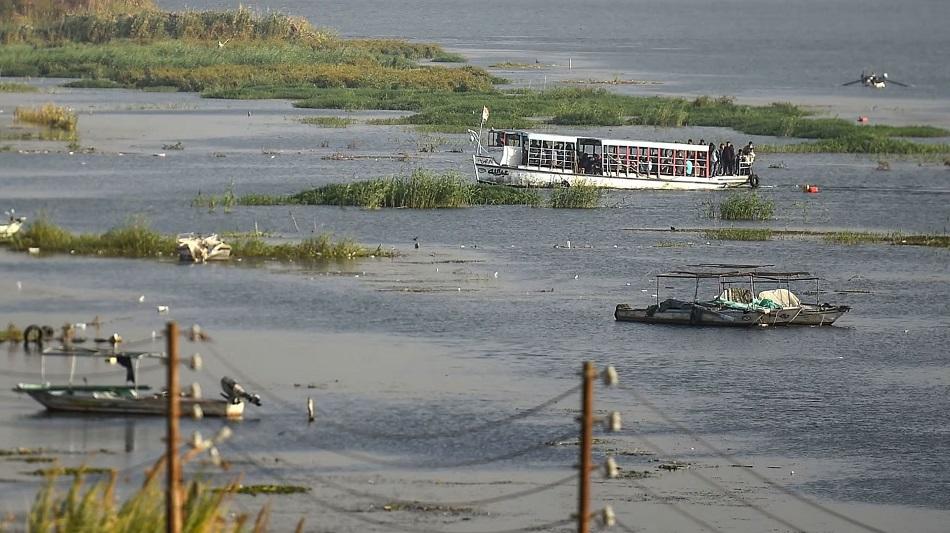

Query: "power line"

xmin=226 ymin=436 xmax=576 ymax=508
xmin=622 ymin=385 xmax=889 ymax=533
xmin=226 ymin=443 xmax=575 ymax=533
xmin=315 ymin=384 xmax=582 ymax=440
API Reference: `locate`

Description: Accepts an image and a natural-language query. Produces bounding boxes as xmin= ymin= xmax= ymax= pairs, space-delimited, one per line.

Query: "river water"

xmin=1 ymin=1 xmax=949 ymax=531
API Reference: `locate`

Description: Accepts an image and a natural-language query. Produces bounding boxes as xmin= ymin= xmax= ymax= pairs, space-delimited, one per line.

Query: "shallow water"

xmin=2 ymin=3 xmax=950 ymax=528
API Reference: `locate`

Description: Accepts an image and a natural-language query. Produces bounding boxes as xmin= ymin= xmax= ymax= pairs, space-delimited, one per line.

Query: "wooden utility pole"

xmin=166 ymin=321 xmax=182 ymax=533
xmin=578 ymin=361 xmax=595 ymax=533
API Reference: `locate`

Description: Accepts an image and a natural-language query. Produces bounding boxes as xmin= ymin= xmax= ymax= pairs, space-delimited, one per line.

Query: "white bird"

xmin=16 ymin=281 xmax=22 ymax=291
xmin=573 ymin=274 xmax=579 ymax=280
xmin=218 ymin=38 xmax=230 ymax=48
xmin=138 ymin=295 xmax=145 ymax=303
xmin=157 ymin=305 xmax=169 ymax=314
xmin=493 ymin=272 xmax=499 ymax=279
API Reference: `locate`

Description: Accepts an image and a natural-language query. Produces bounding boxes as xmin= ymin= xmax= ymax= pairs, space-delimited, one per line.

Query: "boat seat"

xmin=757 ymin=288 xmax=801 ymax=308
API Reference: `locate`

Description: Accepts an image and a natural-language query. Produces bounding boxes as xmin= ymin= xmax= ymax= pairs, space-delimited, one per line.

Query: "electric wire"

xmin=227 ymin=443 xmax=575 ymax=533
xmin=622 ymin=385 xmax=889 ymax=533
xmin=227 ymin=437 xmax=577 ymax=508
xmin=200 ymin=343 xmax=577 ymax=469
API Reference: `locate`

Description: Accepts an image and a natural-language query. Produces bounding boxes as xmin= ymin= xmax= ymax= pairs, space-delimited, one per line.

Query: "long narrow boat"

xmin=13 ymin=348 xmax=261 ymax=419
xmin=706 ymin=270 xmax=852 ymax=326
xmin=472 ymin=129 xmax=760 ymax=190
xmin=615 ymin=271 xmax=768 ymax=327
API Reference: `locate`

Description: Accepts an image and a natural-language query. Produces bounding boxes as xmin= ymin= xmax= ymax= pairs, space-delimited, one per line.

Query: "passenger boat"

xmin=177 ymin=233 xmax=232 ymax=263
xmin=615 ymin=271 xmax=768 ymax=327
xmin=13 ymin=347 xmax=261 ymax=419
xmin=472 ymin=129 xmax=759 ymax=190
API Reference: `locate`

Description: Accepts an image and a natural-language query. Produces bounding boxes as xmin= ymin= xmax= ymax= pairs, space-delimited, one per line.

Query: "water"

xmin=2 ymin=1 xmax=950 ymax=529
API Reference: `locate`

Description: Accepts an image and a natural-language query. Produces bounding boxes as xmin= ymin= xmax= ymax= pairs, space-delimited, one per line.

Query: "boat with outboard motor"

xmin=471 ymin=129 xmax=759 ymax=190
xmin=13 ymin=346 xmax=261 ymax=419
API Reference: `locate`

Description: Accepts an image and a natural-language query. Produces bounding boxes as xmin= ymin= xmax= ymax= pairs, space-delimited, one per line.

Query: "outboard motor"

xmin=220 ymin=376 xmax=262 ymax=406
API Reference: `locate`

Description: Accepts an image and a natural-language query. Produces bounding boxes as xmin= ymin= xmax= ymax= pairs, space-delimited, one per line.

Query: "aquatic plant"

xmin=14 ymin=103 xmax=78 ymax=132
xmin=703 ymin=228 xmax=773 ymax=241
xmin=549 ymin=182 xmax=602 ymax=208
xmin=283 ymin=171 xmax=541 ymax=208
xmin=299 ymin=116 xmax=353 ymax=128
xmin=192 ymin=184 xmax=237 ymax=212
xmin=0 ymin=82 xmax=38 ymax=92
xmin=706 ymin=192 xmax=775 ymax=221
xmin=0 ymin=322 xmax=23 ymax=343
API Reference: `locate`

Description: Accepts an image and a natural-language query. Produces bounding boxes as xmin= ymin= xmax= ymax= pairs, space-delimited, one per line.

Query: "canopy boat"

xmin=472 ymin=129 xmax=760 ymax=191
xmin=13 ymin=347 xmax=261 ymax=419
xmin=615 ymin=271 xmax=767 ymax=327
xmin=716 ymin=273 xmax=851 ymax=326
xmin=0 ymin=213 xmax=26 ymax=239
xmin=177 ymin=233 xmax=232 ymax=263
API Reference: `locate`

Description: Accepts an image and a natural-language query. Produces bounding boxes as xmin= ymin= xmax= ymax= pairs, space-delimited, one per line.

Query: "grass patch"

xmin=489 ymin=62 xmax=546 ymax=70
xmin=287 ymin=170 xmax=541 ymax=208
xmin=705 ymin=192 xmax=774 ymax=221
xmin=430 ymin=51 xmax=466 ymax=63
xmin=703 ymin=228 xmax=773 ymax=241
xmin=26 ymin=465 xmax=265 ymax=532
xmin=0 ymin=81 xmax=38 ymax=92
xmin=4 ymin=217 xmax=390 ymax=260
xmin=549 ymin=182 xmax=602 ymax=208
xmin=14 ymin=103 xmax=78 ymax=132
xmin=0 ymin=322 xmax=23 ymax=343
xmin=25 ymin=466 xmax=113 ymax=476
xmin=223 ymin=484 xmax=311 ymax=496
xmin=300 ymin=116 xmax=353 ymax=128
xmin=192 ymin=185 xmax=237 ymax=212
xmin=63 ymin=78 xmax=123 ymax=88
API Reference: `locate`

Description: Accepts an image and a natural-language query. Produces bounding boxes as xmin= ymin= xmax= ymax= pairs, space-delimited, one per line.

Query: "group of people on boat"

xmin=708 ymin=140 xmax=756 ymax=176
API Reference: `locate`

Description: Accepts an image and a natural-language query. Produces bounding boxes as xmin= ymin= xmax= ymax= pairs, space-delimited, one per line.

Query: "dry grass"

xmin=14 ymin=103 xmax=78 ymax=132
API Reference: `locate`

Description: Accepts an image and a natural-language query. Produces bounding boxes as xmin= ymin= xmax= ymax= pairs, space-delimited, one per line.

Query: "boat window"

xmin=526 ymin=139 xmax=576 ymax=171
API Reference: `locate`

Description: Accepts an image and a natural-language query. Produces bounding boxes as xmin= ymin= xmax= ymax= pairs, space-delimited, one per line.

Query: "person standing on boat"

xmin=716 ymin=143 xmax=725 ymax=175
xmin=728 ymin=142 xmax=739 ymax=175
xmin=709 ymin=142 xmax=718 ymax=177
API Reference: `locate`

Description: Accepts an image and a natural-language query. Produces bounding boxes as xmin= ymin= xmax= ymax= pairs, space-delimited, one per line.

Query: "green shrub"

xmin=707 ymin=192 xmax=774 ymax=221
xmin=549 ymin=182 xmax=602 ymax=208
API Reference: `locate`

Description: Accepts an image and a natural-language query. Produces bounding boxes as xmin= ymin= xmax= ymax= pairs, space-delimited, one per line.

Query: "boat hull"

xmin=17 ymin=387 xmax=245 ymax=418
xmin=475 ymin=156 xmax=752 ymax=191
xmin=614 ymin=303 xmax=763 ymax=326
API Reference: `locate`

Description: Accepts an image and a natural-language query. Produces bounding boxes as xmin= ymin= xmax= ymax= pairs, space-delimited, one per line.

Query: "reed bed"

xmin=0 ymin=322 xmax=24 ymax=343
xmin=5 ymin=218 xmax=387 ymax=260
xmin=13 ymin=103 xmax=78 ymax=132
xmin=704 ymin=192 xmax=775 ymax=221
xmin=283 ymin=171 xmax=540 ymax=208
xmin=549 ymin=182 xmax=602 ymax=208
xmin=300 ymin=116 xmax=353 ymax=128
xmin=703 ymin=228 xmax=773 ymax=241
xmin=0 ymin=81 xmax=38 ymax=92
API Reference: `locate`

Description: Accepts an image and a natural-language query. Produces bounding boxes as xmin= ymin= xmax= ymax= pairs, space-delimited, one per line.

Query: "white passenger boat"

xmin=472 ymin=129 xmax=759 ymax=191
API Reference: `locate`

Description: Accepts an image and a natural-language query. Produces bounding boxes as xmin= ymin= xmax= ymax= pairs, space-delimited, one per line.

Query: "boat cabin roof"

xmin=491 ymin=129 xmax=710 ymax=152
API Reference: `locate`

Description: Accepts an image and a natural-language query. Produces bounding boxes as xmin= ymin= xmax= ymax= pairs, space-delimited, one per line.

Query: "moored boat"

xmin=472 ymin=129 xmax=759 ymax=191
xmin=0 ymin=212 xmax=26 ymax=239
xmin=708 ymin=271 xmax=851 ymax=326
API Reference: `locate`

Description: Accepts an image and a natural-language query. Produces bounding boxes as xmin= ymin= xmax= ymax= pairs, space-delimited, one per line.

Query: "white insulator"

xmin=600 ymin=505 xmax=616 ymax=527
xmin=190 ymin=431 xmax=203 ymax=449
xmin=209 ymin=446 xmax=221 ymax=466
xmin=189 ymin=353 xmax=202 ymax=371
xmin=106 ymin=356 xmax=117 ymax=365
xmin=110 ymin=333 xmax=122 ymax=344
xmin=190 ymin=382 xmax=202 ymax=399
xmin=214 ymin=426 xmax=233 ymax=444
xmin=603 ymin=365 xmax=619 ymax=387
xmin=604 ymin=456 xmax=620 ymax=479
xmin=606 ymin=411 xmax=623 ymax=432
xmin=192 ymin=404 xmax=204 ymax=420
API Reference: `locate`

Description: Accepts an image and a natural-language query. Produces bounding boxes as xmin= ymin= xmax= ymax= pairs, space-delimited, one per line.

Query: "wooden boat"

xmin=472 ymin=129 xmax=759 ymax=190
xmin=712 ymin=271 xmax=851 ymax=326
xmin=13 ymin=348 xmax=260 ymax=419
xmin=176 ymin=233 xmax=232 ymax=263
xmin=615 ymin=301 xmax=764 ymax=326
xmin=615 ymin=271 xmax=767 ymax=327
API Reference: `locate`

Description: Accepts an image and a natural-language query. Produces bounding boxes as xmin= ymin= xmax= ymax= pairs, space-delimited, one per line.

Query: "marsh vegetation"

xmin=703 ymin=191 xmax=775 ymax=221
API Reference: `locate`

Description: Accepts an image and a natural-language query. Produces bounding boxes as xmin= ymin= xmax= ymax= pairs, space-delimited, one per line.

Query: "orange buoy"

xmin=803 ymin=184 xmax=820 ymax=193
xmin=857 ymin=116 xmax=869 ymax=123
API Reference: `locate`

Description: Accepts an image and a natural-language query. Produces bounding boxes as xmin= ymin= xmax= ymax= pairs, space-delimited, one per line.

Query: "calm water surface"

xmin=1 ymin=0 xmax=949 ymax=526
